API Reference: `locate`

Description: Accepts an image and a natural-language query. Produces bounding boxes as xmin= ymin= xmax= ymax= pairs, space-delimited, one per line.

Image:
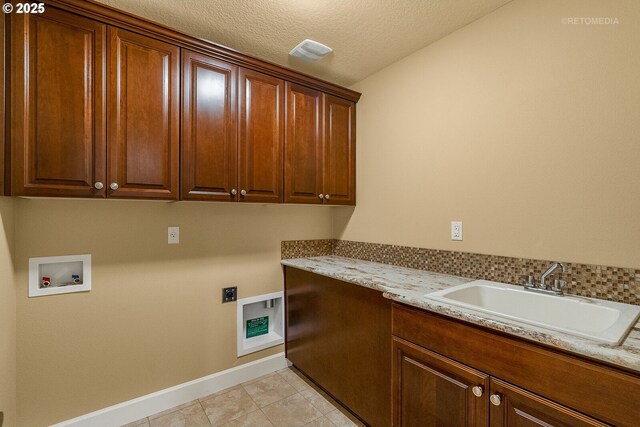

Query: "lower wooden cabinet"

xmin=392 ymin=303 xmax=638 ymax=427
xmin=393 ymin=336 xmax=608 ymax=427
xmin=285 ymin=267 xmax=391 ymax=427
xmin=283 ymin=274 xmax=636 ymax=427
xmin=392 ymin=337 xmax=488 ymax=427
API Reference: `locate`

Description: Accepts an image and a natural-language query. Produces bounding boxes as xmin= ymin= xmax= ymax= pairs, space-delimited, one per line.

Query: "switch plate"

xmin=222 ymin=286 xmax=237 ymax=303
xmin=168 ymin=226 xmax=180 ymax=244
xmin=451 ymin=221 xmax=463 ymax=241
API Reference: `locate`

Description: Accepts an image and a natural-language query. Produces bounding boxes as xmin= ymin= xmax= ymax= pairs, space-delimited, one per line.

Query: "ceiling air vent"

xmin=289 ymin=39 xmax=333 ymax=62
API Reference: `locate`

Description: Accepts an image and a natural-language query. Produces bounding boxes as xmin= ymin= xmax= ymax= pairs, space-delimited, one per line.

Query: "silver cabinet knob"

xmin=324 ymin=194 xmax=330 ymax=200
xmin=490 ymin=394 xmax=502 ymax=406
xmin=94 ymin=182 xmax=104 ymax=190
xmin=231 ymin=189 xmax=237 ymax=196
xmin=110 ymin=182 xmax=119 ymax=191
xmin=472 ymin=386 xmax=484 ymax=397
xmin=318 ymin=194 xmax=324 ymax=199
xmin=240 ymin=189 xmax=247 ymax=196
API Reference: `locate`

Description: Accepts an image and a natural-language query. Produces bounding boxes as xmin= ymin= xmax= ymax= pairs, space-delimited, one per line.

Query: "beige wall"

xmin=14 ymin=199 xmax=333 ymax=426
xmin=0 ymin=199 xmax=16 ymax=427
xmin=337 ymin=0 xmax=640 ymax=269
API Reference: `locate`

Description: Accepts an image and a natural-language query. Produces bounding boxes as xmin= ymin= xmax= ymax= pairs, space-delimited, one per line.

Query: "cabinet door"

xmin=392 ymin=337 xmax=488 ymax=427
xmin=108 ymin=28 xmax=179 ymax=199
xmin=323 ymin=94 xmax=355 ymax=205
xmin=286 ymin=267 xmax=392 ymax=427
xmin=284 ymin=83 xmax=323 ymax=204
xmin=238 ymin=68 xmax=284 ymax=203
xmin=10 ymin=8 xmax=106 ymax=197
xmin=182 ymin=50 xmax=237 ymax=201
xmin=489 ymin=379 xmax=608 ymax=427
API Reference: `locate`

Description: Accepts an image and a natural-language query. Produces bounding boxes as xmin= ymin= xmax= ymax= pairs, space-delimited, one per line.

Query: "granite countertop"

xmin=281 ymin=255 xmax=640 ymax=374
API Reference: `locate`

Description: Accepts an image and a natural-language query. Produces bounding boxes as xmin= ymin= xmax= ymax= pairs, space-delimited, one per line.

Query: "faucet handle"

xmin=521 ymin=275 xmax=536 ymax=287
xmin=552 ymin=279 xmax=567 ymax=292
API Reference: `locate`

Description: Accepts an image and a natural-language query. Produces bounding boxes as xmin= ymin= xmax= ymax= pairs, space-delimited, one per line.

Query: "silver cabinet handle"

xmin=231 ymin=189 xmax=237 ymax=196
xmin=490 ymin=394 xmax=502 ymax=406
xmin=325 ymin=194 xmax=330 ymax=200
xmin=318 ymin=194 xmax=324 ymax=199
xmin=94 ymin=182 xmax=104 ymax=190
xmin=472 ymin=386 xmax=484 ymax=397
xmin=110 ymin=182 xmax=119 ymax=191
xmin=240 ymin=189 xmax=247 ymax=196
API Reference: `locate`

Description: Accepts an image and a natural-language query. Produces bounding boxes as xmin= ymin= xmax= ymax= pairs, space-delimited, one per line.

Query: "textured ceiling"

xmin=95 ymin=0 xmax=512 ymax=86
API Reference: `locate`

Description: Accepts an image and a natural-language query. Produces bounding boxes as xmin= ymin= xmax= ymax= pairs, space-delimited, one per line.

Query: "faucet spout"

xmin=540 ymin=262 xmax=565 ymax=288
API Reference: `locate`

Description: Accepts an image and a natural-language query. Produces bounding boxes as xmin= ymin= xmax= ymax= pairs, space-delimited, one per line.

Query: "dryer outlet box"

xmin=222 ymin=287 xmax=237 ymax=303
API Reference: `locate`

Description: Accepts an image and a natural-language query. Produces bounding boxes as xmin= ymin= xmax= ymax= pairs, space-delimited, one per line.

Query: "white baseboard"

xmin=50 ymin=353 xmax=291 ymax=427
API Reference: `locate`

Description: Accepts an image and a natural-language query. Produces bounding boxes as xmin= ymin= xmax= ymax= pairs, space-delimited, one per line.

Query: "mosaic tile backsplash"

xmin=281 ymin=239 xmax=335 ymax=259
xmin=281 ymin=239 xmax=639 ymax=305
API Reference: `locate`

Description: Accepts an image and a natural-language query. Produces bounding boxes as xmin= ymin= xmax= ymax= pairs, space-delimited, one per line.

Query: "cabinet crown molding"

xmin=44 ymin=0 xmax=362 ymax=103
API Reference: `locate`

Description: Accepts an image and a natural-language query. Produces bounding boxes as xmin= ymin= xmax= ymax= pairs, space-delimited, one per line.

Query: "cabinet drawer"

xmin=392 ymin=303 xmax=640 ymax=427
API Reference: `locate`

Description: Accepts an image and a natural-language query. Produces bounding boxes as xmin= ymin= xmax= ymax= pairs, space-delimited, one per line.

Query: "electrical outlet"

xmin=222 ymin=286 xmax=237 ymax=303
xmin=168 ymin=226 xmax=179 ymax=244
xmin=451 ymin=221 xmax=463 ymax=241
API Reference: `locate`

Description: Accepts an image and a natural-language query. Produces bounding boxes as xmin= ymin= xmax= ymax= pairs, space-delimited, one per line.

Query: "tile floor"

xmin=121 ymin=367 xmax=366 ymax=427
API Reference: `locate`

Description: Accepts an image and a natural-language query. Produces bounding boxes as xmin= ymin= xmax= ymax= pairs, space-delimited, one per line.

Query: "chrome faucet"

xmin=523 ymin=262 xmax=567 ymax=296
xmin=540 ymin=262 xmax=565 ymax=288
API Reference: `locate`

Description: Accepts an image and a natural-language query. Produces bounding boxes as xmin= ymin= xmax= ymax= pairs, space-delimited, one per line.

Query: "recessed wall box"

xmin=29 ymin=254 xmax=91 ymax=297
xmin=222 ymin=286 xmax=237 ymax=303
xmin=237 ymin=291 xmax=284 ymax=356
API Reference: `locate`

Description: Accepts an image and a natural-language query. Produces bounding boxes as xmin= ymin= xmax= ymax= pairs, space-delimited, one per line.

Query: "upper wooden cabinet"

xmin=9 ymin=8 xmax=107 ymax=197
xmin=284 ymin=86 xmax=356 ymax=205
xmin=284 ymin=83 xmax=323 ymax=204
xmin=181 ymin=57 xmax=288 ymax=204
xmin=238 ymin=68 xmax=284 ymax=203
xmin=323 ymin=95 xmax=356 ymax=205
xmin=8 ymin=13 xmax=180 ymax=200
xmin=3 ymin=1 xmax=359 ymax=203
xmin=181 ymin=50 xmax=237 ymax=201
xmin=108 ymin=28 xmax=180 ymax=200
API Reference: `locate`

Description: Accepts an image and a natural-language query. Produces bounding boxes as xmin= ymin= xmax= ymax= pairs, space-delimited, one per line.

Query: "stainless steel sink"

xmin=425 ymin=280 xmax=640 ymax=345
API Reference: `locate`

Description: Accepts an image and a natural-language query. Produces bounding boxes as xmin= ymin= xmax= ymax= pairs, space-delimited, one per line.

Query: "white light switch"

xmin=451 ymin=221 xmax=463 ymax=241
xmin=168 ymin=226 xmax=180 ymax=244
